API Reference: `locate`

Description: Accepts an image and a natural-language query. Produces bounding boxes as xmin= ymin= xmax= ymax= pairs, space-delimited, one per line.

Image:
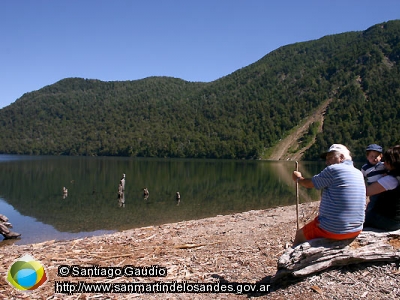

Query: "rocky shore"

xmin=0 ymin=201 xmax=399 ymax=299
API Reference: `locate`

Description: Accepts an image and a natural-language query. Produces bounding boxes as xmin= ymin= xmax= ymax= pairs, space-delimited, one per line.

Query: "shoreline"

xmin=1 ymin=201 xmax=399 ymax=299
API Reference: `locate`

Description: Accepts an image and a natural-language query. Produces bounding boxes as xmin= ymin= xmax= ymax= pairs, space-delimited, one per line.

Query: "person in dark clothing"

xmin=364 ymin=145 xmax=400 ymax=231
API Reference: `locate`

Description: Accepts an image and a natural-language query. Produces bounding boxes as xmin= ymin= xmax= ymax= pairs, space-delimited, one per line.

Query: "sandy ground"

xmin=0 ymin=201 xmax=399 ymax=300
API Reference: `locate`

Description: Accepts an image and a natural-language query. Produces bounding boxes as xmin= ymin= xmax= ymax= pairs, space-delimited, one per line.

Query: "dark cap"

xmin=366 ymin=144 xmax=382 ymax=153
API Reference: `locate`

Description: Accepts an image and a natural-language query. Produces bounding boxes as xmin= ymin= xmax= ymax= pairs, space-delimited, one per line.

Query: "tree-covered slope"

xmin=0 ymin=20 xmax=399 ymax=161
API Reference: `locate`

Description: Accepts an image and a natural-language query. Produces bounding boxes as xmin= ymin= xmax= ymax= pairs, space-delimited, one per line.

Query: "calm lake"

xmin=0 ymin=155 xmax=330 ymax=246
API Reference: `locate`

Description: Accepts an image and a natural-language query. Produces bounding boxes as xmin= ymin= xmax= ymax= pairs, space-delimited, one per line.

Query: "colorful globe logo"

xmin=7 ymin=254 xmax=48 ymax=291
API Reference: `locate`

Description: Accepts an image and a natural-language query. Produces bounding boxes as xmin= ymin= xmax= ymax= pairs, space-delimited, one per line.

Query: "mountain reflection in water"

xmin=0 ymin=155 xmax=325 ymax=245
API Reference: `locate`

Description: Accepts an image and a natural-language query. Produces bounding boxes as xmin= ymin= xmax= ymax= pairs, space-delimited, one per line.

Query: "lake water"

xmin=0 ymin=155 xmax=328 ymax=246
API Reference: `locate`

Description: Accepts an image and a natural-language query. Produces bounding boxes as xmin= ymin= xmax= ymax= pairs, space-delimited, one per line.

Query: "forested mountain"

xmin=1 ymin=20 xmax=400 ymax=161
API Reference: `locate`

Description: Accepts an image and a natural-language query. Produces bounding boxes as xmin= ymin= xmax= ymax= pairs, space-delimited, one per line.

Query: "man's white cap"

xmin=320 ymin=144 xmax=351 ymax=160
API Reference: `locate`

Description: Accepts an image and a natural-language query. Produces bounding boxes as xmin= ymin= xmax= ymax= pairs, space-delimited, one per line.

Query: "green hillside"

xmin=1 ymin=20 xmax=400 ymax=161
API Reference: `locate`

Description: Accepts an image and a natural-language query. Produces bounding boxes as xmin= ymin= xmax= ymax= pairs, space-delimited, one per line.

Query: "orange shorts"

xmin=302 ymin=217 xmax=361 ymax=241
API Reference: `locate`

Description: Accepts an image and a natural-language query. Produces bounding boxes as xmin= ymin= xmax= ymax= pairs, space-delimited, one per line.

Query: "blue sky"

xmin=1 ymin=1 xmax=399 ymax=109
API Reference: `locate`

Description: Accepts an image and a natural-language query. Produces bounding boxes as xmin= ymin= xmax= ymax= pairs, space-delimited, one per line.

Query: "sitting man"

xmin=292 ymin=144 xmax=366 ymax=247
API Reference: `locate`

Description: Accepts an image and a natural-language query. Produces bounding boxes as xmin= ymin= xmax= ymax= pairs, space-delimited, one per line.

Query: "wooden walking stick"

xmin=295 ymin=161 xmax=300 ymax=230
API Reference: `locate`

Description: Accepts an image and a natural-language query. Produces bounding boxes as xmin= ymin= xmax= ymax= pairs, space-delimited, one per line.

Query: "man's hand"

xmin=292 ymin=171 xmax=303 ymax=182
xmin=292 ymin=171 xmax=314 ymax=188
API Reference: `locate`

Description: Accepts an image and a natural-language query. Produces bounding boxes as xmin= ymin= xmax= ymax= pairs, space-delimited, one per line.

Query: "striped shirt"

xmin=361 ymin=161 xmax=386 ymax=184
xmin=377 ymin=174 xmax=399 ymax=191
xmin=312 ymin=160 xmax=366 ymax=234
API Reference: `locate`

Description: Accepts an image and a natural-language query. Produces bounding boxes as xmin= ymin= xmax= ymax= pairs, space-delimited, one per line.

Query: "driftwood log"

xmin=272 ymin=228 xmax=400 ymax=283
xmin=0 ymin=214 xmax=21 ymax=239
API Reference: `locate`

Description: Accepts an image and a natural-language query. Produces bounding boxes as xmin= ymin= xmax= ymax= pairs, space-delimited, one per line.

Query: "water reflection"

xmin=118 ymin=192 xmax=125 ymax=208
xmin=0 ymin=155 xmax=328 ymax=245
xmin=0 ymin=198 xmax=114 ymax=246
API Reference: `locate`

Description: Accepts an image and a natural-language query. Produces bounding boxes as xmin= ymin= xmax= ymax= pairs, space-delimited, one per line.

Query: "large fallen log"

xmin=0 ymin=214 xmax=21 ymax=239
xmin=272 ymin=228 xmax=400 ymax=283
xmin=0 ymin=214 xmax=9 ymax=223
